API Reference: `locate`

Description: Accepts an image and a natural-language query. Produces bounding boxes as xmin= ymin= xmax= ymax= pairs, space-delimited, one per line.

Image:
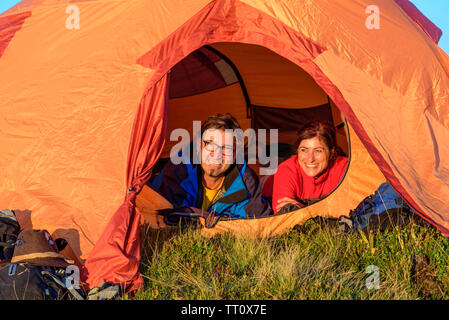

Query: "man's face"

xmin=201 ymin=128 xmax=235 ymax=178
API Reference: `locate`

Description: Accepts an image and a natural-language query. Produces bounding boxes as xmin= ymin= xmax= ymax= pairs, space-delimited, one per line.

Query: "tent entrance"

xmin=139 ymin=42 xmax=353 ymax=221
xmin=161 ymin=42 xmax=350 ymax=178
xmin=137 ymin=40 xmax=385 ymax=228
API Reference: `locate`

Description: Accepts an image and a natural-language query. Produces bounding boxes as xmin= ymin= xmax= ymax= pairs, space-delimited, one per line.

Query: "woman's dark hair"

xmin=294 ymin=120 xmax=338 ymax=162
xmin=201 ymin=113 xmax=241 ymax=136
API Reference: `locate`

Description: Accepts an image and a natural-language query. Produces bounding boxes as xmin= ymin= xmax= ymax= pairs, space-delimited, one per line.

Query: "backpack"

xmin=0 ymin=209 xmax=20 ymax=262
xmin=0 ymin=227 xmax=86 ymax=300
xmin=0 ymin=210 xmax=115 ymax=300
xmin=338 ymin=182 xmax=414 ymax=232
xmin=0 ymin=263 xmax=84 ymax=300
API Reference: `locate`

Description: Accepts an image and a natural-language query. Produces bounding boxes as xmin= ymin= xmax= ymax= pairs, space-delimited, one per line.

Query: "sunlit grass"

xmin=133 ymin=215 xmax=449 ymax=300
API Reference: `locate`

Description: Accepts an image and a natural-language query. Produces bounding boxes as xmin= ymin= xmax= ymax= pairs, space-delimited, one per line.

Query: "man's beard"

xmin=205 ymin=167 xmax=224 ymax=178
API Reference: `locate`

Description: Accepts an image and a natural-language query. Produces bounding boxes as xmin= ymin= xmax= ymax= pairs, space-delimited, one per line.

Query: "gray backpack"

xmin=0 ymin=209 xmax=20 ymax=262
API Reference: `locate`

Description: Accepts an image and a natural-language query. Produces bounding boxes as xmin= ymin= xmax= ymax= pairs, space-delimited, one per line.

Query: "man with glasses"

xmin=150 ymin=113 xmax=272 ymax=218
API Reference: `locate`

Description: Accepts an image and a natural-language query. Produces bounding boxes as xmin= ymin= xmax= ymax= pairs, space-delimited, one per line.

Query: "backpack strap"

xmin=40 ymin=269 xmax=85 ymax=300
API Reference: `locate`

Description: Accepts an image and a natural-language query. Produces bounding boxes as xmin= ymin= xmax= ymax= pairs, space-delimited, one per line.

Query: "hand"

xmin=275 ymin=197 xmax=301 ymax=212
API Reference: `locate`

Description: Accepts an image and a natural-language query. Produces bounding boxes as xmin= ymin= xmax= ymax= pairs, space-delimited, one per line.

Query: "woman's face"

xmin=297 ymin=136 xmax=331 ymax=178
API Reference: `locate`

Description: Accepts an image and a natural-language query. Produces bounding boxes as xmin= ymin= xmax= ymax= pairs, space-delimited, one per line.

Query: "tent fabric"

xmin=1 ymin=0 xmax=448 ymax=292
xmin=0 ymin=11 xmax=31 ymax=58
xmin=209 ymin=42 xmax=329 ymax=110
xmin=251 ymin=104 xmax=334 ymax=133
xmin=251 ymin=103 xmax=335 ymax=150
xmin=169 ymin=46 xmax=239 ymax=99
xmin=392 ymin=0 xmax=443 ymax=44
xmin=163 ymin=83 xmax=250 ymax=158
xmin=82 ymin=74 xmax=169 ymax=290
xmin=81 ymin=191 xmax=142 ymax=291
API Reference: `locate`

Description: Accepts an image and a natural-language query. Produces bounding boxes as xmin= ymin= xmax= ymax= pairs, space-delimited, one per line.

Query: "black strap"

xmin=156 ymin=207 xmax=222 ymax=228
xmin=0 ymin=241 xmax=14 ymax=248
xmin=298 ymin=198 xmax=321 ymax=206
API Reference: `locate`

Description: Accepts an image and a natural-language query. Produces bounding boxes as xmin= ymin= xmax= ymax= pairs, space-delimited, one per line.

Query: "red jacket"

xmin=272 ymin=155 xmax=348 ymax=214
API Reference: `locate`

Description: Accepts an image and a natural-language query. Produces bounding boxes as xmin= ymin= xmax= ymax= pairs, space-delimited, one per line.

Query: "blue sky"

xmin=0 ymin=0 xmax=21 ymax=15
xmin=0 ymin=0 xmax=448 ymax=54
xmin=409 ymin=0 xmax=449 ymax=54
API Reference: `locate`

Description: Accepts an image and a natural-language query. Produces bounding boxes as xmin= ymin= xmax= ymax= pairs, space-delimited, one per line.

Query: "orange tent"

xmin=1 ymin=0 xmax=448 ymax=292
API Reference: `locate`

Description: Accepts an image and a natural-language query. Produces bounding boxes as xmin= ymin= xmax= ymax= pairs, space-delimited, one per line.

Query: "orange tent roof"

xmin=1 ymin=0 xmax=448 ymax=290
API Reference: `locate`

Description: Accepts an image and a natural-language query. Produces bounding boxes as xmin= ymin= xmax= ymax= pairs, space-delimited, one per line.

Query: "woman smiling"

xmin=272 ymin=121 xmax=348 ymax=214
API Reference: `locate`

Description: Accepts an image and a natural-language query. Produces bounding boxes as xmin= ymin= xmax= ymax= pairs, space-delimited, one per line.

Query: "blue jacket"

xmin=150 ymin=148 xmax=272 ymax=218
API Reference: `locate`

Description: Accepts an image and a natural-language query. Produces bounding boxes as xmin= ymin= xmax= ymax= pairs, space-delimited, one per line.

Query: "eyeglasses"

xmin=202 ymin=140 xmax=234 ymax=156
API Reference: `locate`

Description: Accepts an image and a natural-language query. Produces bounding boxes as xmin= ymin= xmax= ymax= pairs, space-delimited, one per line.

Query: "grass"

xmin=132 ymin=214 xmax=449 ymax=300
